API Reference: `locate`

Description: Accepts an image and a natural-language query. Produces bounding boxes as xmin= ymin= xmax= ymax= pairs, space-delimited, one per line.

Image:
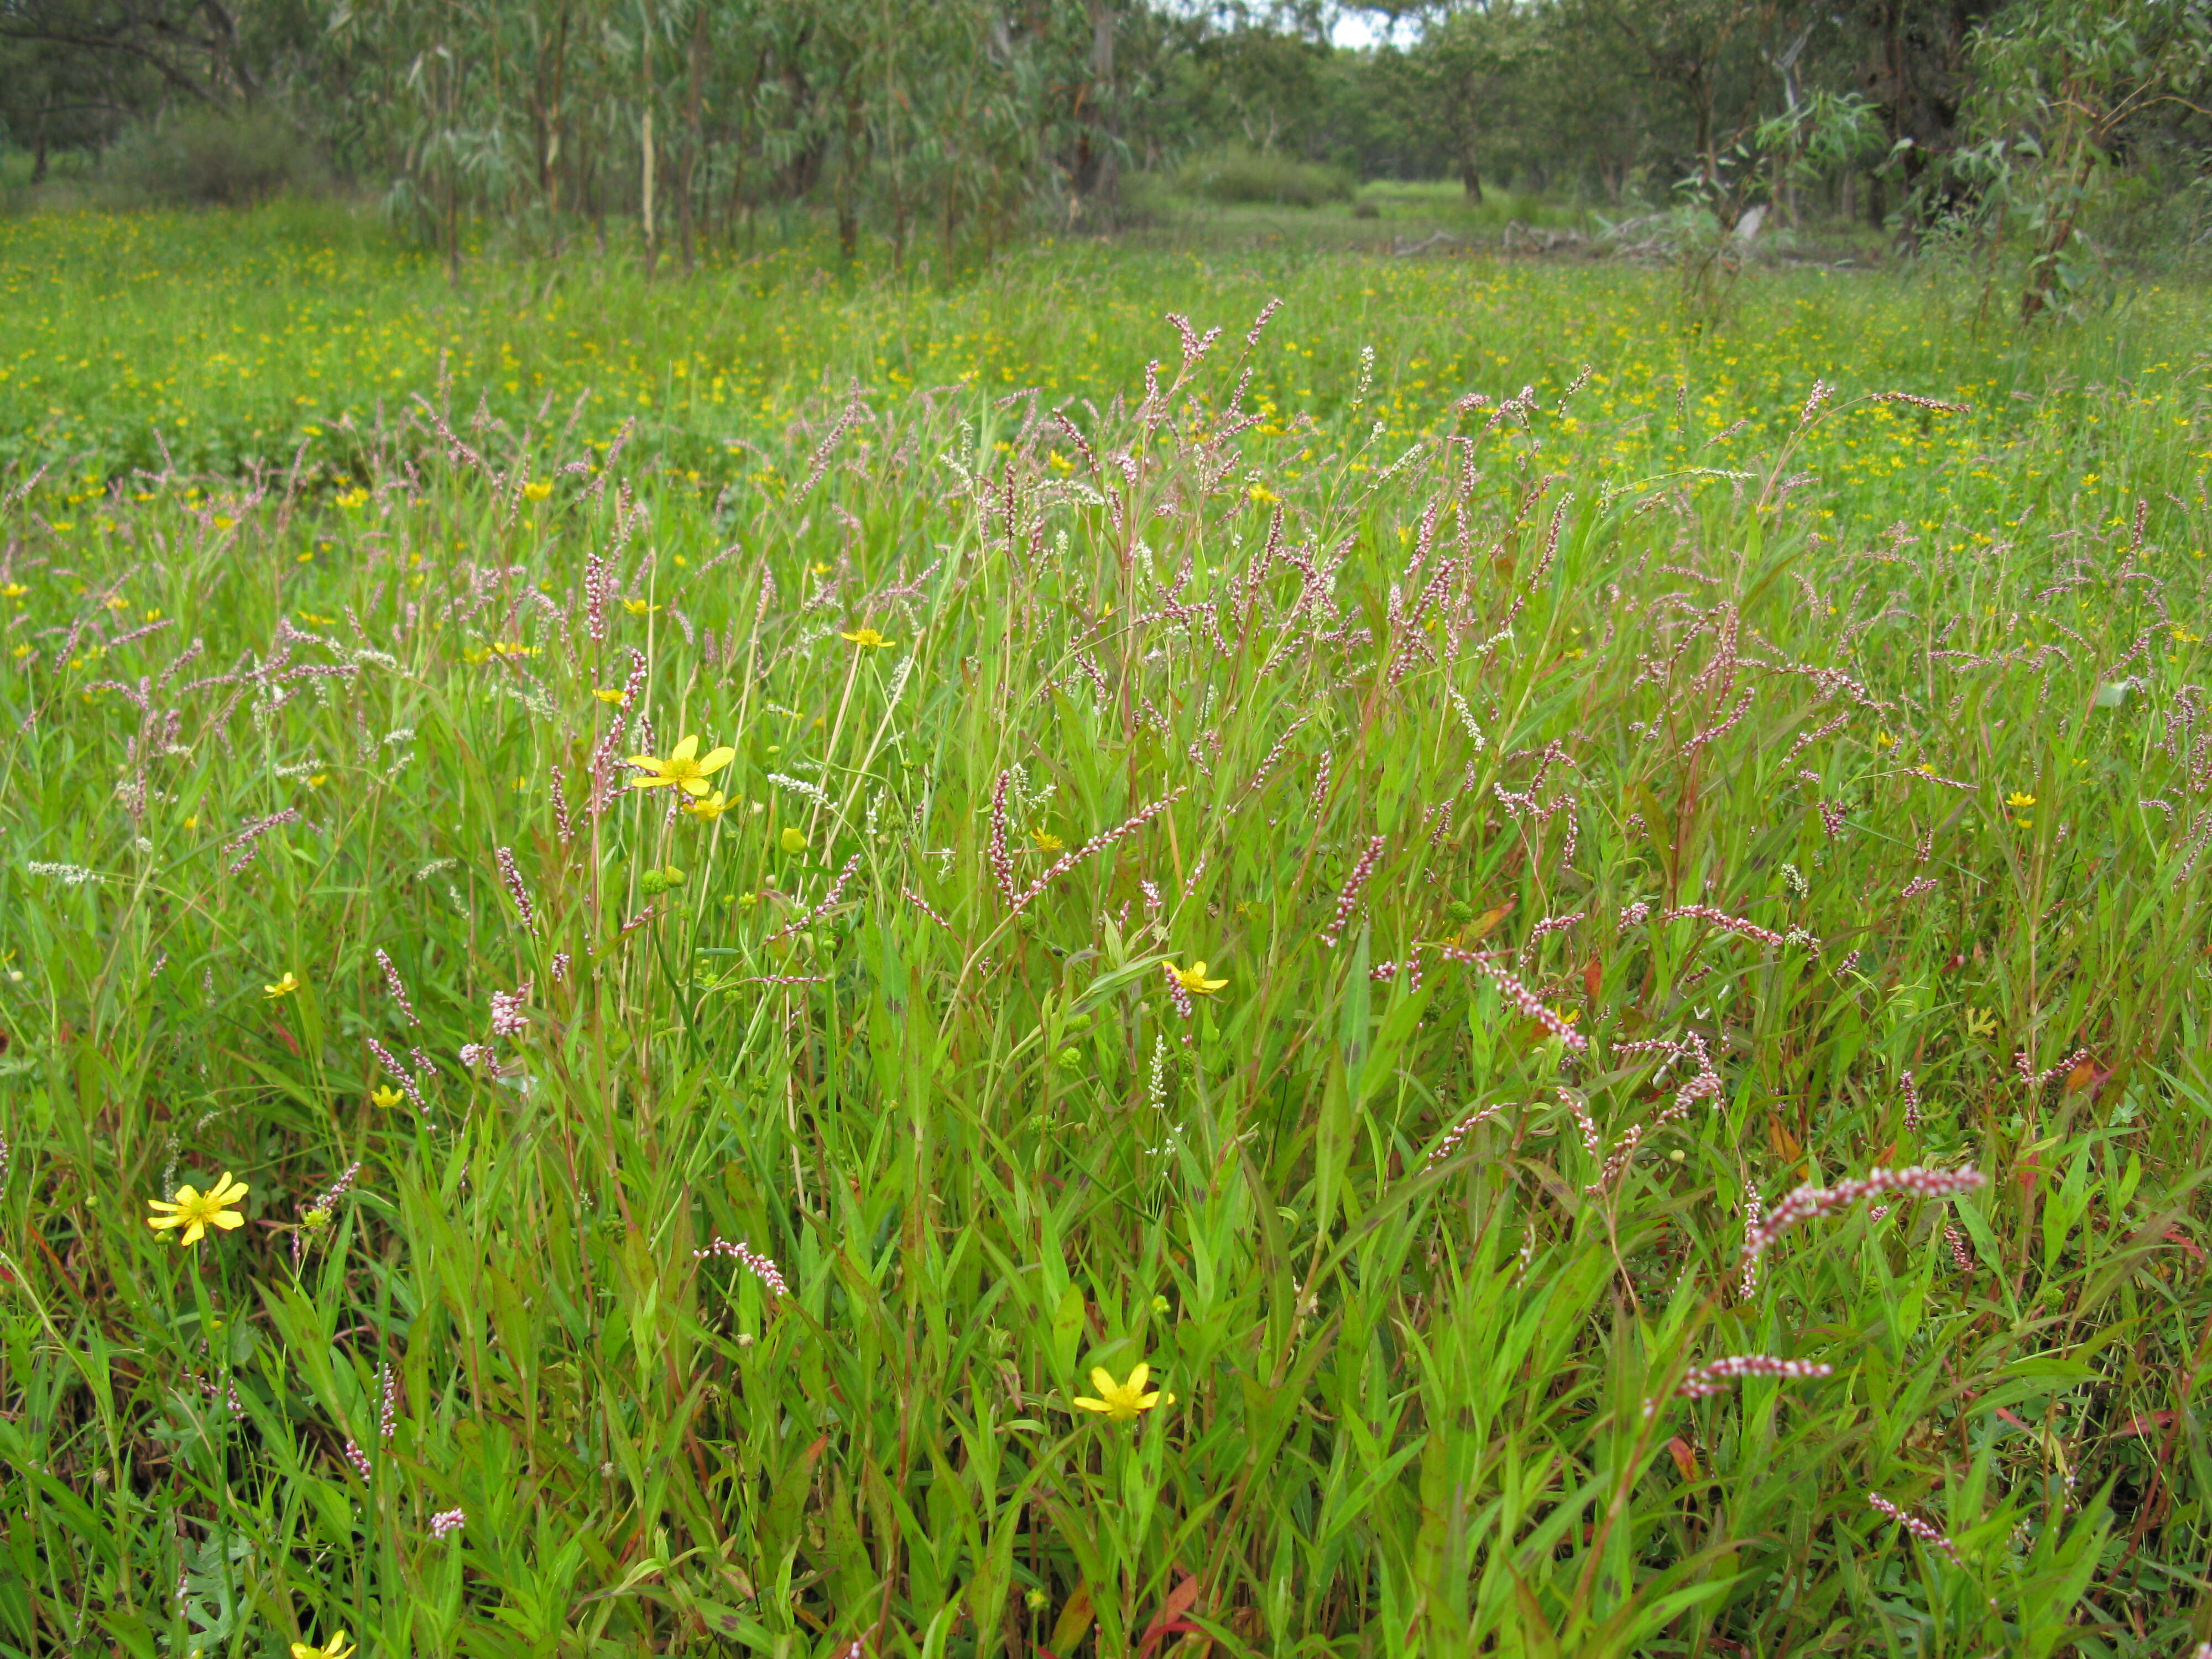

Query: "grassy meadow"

xmin=4 ymin=202 xmax=2212 ymax=1658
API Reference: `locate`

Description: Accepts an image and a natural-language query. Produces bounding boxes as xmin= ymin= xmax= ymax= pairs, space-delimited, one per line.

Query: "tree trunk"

xmin=837 ymin=89 xmax=864 ymax=264
xmin=1460 ymin=160 xmax=1483 ymax=204
xmin=640 ymin=5 xmax=656 ymax=279
xmin=1083 ymin=0 xmax=1120 ymax=203
xmin=1693 ymin=69 xmax=1717 ymax=185
xmin=543 ymin=3 xmax=570 ymax=212
xmin=2019 ymin=136 xmax=2094 ymax=324
xmin=680 ymin=0 xmax=705 ymax=274
xmin=641 ymin=107 xmax=656 ymax=276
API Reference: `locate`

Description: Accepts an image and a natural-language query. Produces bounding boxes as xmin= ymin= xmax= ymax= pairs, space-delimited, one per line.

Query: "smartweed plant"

xmin=3 ymin=243 xmax=2211 ymax=1657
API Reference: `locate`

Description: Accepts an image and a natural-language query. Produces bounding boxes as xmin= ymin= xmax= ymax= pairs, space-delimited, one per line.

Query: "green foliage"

xmin=3 ymin=212 xmax=2212 ymax=1655
xmin=93 ymin=105 xmax=333 ymax=208
xmin=1167 ymin=144 xmax=1355 ymax=208
xmin=1949 ymin=0 xmax=2212 ymax=321
xmin=6 ymin=0 xmax=2209 ymax=280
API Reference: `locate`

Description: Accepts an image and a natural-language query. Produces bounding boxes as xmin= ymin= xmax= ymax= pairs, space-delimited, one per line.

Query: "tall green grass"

xmin=2 ymin=210 xmax=2211 ymax=1657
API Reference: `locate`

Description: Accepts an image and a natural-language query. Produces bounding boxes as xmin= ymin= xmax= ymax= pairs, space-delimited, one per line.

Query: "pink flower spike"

xmin=1433 ymin=945 xmax=1588 ymax=1051
xmin=695 ymin=1236 xmax=791 ymax=1299
xmin=1320 ymin=836 xmax=1386 ymax=948
xmin=1743 ymin=1166 xmax=1986 ymax=1262
xmin=495 ymin=847 xmax=538 ymax=931
xmin=1867 ymin=1492 xmax=1963 ymax=1567
xmin=1162 ymin=959 xmax=1194 ymax=1020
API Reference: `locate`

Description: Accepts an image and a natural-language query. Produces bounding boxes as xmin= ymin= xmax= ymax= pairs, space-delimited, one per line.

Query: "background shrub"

xmin=1169 ymin=144 xmax=1356 ymax=208
xmin=96 ymin=105 xmax=330 ymax=208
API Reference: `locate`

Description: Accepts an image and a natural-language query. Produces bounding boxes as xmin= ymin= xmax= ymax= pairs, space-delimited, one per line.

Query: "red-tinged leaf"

xmin=1462 ymin=900 xmax=1516 ymax=945
xmin=1582 ymin=954 xmax=1602 ymax=1003
xmin=2115 ymin=1411 xmax=2176 ymax=1438
xmin=1048 ymin=1583 xmax=1095 ymax=1657
xmin=1993 ymin=1406 xmax=2030 ymax=1430
xmin=1666 ymin=1436 xmax=1698 ymax=1481
xmin=2165 ymin=1225 xmax=2206 ymax=1264
xmin=1138 ymin=1575 xmax=1204 ymax=1659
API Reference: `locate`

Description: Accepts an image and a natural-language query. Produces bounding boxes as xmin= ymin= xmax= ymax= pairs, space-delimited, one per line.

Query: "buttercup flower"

xmin=263 ymin=973 xmax=301 ymax=1000
xmin=839 ymin=626 xmax=894 ymax=649
xmin=1168 ymin=961 xmax=1228 ymax=996
xmin=622 ymin=598 xmax=656 ymax=616
xmin=291 ymin=1631 xmax=356 ymax=1659
xmin=1073 ymin=1363 xmax=1173 ymax=1422
xmin=780 ymin=826 xmax=807 ymax=854
xmin=371 ymin=1085 xmax=405 ymax=1109
xmin=522 ymin=479 xmax=553 ymax=502
xmin=682 ymin=790 xmax=734 ymax=822
xmin=147 ymin=1172 xmax=249 ymax=1246
xmin=1031 ymin=827 xmax=1065 ymax=853
xmin=2005 ymin=791 xmax=2036 ymax=809
xmin=592 ymin=688 xmax=627 ymax=705
xmin=627 ymin=734 xmax=735 ymax=797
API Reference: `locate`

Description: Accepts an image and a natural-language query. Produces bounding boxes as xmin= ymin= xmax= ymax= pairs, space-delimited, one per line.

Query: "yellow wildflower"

xmin=1168 ymin=961 xmax=1228 ymax=996
xmin=371 ymin=1085 xmax=406 ymax=1109
xmin=1031 ymin=828 xmax=1065 ymax=853
xmin=839 ymin=626 xmax=894 ymax=649
xmin=780 ymin=826 xmax=807 ymax=854
xmin=622 ymin=598 xmax=656 ymax=617
xmin=592 ymin=688 xmax=627 ymax=706
xmin=146 ymin=1172 xmax=249 ymax=1246
xmin=1073 ymin=1363 xmax=1172 ymax=1422
xmin=291 ymin=1632 xmax=356 ymax=1659
xmin=682 ymin=790 xmax=735 ymax=822
xmin=0 ymin=583 xmax=25 ymax=599
xmin=2005 ymin=791 xmax=2035 ymax=810
xmin=627 ymin=734 xmax=735 ymax=797
xmin=522 ymin=480 xmax=553 ymax=502
xmin=306 ymin=774 xmax=328 ymax=789
xmin=263 ymin=973 xmax=301 ymax=1000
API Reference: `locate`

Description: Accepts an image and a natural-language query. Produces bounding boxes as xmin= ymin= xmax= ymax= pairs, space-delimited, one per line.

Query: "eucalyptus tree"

xmin=1959 ymin=0 xmax=2212 ymax=319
